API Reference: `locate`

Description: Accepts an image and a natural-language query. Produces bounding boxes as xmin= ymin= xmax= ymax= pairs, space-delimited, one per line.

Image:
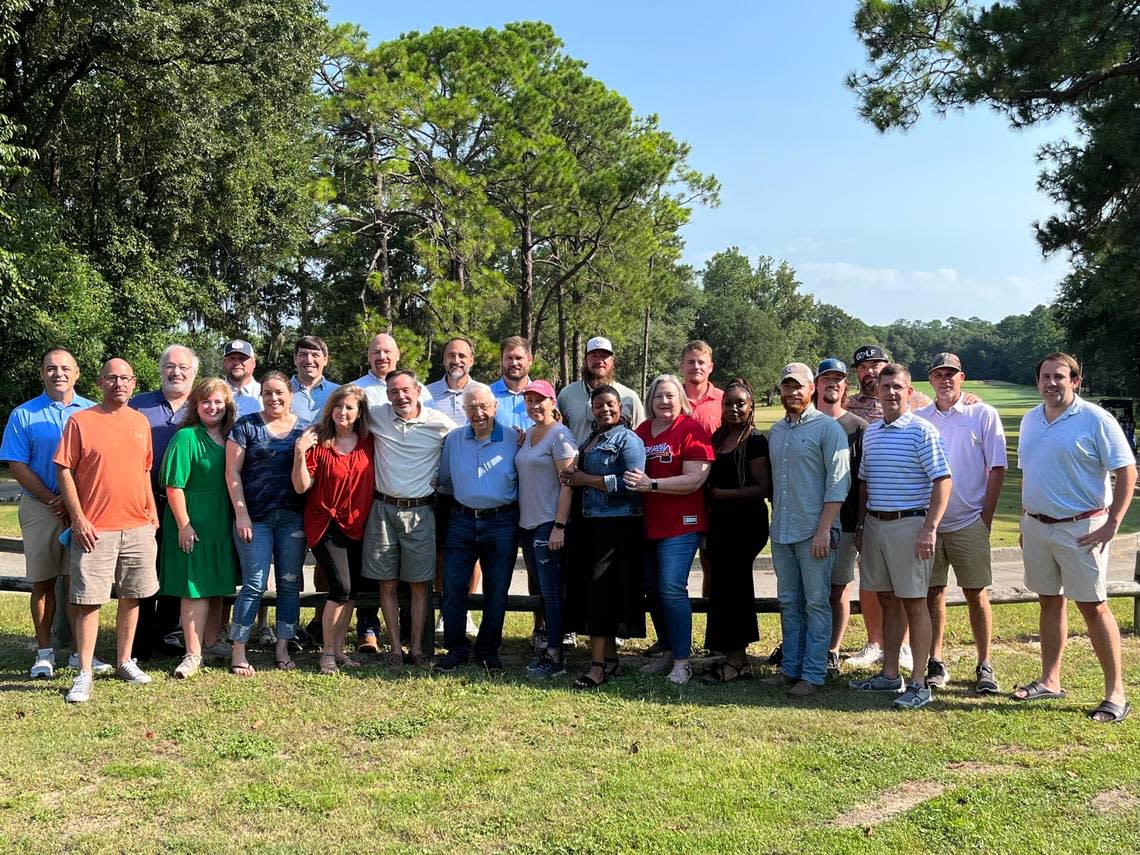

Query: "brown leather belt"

xmin=1026 ymin=508 xmax=1106 ymax=525
xmin=374 ymin=491 xmax=434 ymax=509
xmin=868 ymin=509 xmax=927 ymax=521
xmin=455 ymin=501 xmax=519 ymax=520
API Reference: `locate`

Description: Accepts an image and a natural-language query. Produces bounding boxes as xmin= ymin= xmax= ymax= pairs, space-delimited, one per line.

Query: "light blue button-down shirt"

xmin=1 ymin=392 xmax=95 ymax=494
xmin=290 ymin=376 xmax=339 ymax=426
xmin=490 ymin=377 xmax=530 ymax=431
xmin=767 ymin=405 xmax=851 ymax=545
xmin=438 ymin=421 xmax=518 ymax=510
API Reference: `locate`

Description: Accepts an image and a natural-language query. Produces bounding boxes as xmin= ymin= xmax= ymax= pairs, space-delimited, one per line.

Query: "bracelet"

xmin=552 ymin=521 xmax=566 ymax=530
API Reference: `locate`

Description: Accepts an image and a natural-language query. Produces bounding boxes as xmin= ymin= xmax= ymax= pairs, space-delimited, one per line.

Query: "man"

xmin=1014 ymin=352 xmax=1135 ymax=723
xmin=1 ymin=348 xmax=98 ymax=679
xmin=434 ymin=382 xmax=520 ymax=673
xmin=290 ymin=335 xmax=338 ymax=426
xmin=129 ymin=344 xmax=198 ymax=659
xmin=812 ymin=357 xmax=868 ymax=672
xmin=850 ymin=363 xmax=951 ymax=711
xmin=764 ymin=363 xmax=850 ymax=697
xmin=426 ymin=336 xmax=477 ymax=425
xmin=846 ymin=344 xmax=932 ymax=423
xmin=363 ymin=370 xmax=455 ymax=665
xmin=558 ymin=335 xmax=645 ymax=444
xmin=915 ymin=353 xmax=1007 ymax=693
xmin=680 ymin=340 xmax=723 ymax=435
xmin=490 ymin=335 xmax=534 ymax=431
xmin=353 ymin=332 xmax=433 ymax=409
xmin=223 ymin=339 xmax=261 ymax=416
xmin=54 ymin=359 xmax=161 ymax=703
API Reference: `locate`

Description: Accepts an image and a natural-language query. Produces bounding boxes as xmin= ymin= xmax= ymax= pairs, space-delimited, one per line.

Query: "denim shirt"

xmin=578 ymin=425 xmax=646 ymax=518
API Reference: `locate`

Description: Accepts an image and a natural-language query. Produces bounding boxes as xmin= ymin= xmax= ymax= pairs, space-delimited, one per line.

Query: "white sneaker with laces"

xmin=66 ymin=671 xmax=93 ymax=703
xmin=667 ymin=661 xmax=693 ymax=685
xmin=116 ymin=659 xmax=153 ymax=684
xmin=31 ymin=649 xmax=55 ymax=679
xmin=844 ymin=642 xmax=882 ymax=668
xmin=68 ymin=653 xmax=115 ymax=675
xmin=899 ymin=644 xmax=914 ymax=673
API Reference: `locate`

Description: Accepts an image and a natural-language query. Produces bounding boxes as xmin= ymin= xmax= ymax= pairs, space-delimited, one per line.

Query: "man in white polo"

xmin=1014 ymin=352 xmax=1135 ymax=723
xmin=364 ymin=369 xmax=455 ymax=665
xmin=915 ymin=353 xmax=1007 ymax=694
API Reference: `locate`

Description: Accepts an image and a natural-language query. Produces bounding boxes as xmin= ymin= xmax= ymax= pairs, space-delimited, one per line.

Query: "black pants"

xmin=311 ymin=522 xmax=363 ymax=604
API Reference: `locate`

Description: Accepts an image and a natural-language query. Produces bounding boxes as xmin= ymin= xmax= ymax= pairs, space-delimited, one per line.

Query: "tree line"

xmin=0 ymin=2 xmax=1131 ymax=416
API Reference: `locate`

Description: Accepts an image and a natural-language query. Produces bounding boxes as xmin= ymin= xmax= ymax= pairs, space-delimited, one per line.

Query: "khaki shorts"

xmin=831 ymin=531 xmax=857 ymax=585
xmin=19 ymin=495 xmax=70 ymax=584
xmin=931 ymin=518 xmax=992 ymax=589
xmin=362 ymin=501 xmax=436 ymax=583
xmin=860 ymin=514 xmax=932 ymax=599
xmin=70 ymin=525 xmax=159 ymax=605
xmin=1021 ymin=513 xmax=1110 ymax=603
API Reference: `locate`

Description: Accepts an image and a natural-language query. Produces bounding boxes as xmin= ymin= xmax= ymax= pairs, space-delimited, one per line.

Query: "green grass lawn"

xmin=755 ymin=380 xmax=1139 ymax=547
xmin=0 ymin=596 xmax=1136 ymax=853
xmin=0 ymin=505 xmax=18 ymax=538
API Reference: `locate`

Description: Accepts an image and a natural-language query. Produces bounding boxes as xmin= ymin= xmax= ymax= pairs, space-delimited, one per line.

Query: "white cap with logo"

xmin=586 ymin=336 xmax=614 ymax=354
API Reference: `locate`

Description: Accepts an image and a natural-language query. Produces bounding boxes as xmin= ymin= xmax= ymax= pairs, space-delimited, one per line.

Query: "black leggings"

xmin=311 ymin=522 xmax=363 ymax=604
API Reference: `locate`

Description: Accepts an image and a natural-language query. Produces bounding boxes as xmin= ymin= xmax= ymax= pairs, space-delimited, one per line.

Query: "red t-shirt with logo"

xmin=635 ymin=414 xmax=714 ymax=540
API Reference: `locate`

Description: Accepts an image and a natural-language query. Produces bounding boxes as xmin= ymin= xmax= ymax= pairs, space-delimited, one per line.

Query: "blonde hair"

xmin=645 ymin=373 xmax=691 ymax=418
xmin=182 ymin=378 xmax=237 ymax=435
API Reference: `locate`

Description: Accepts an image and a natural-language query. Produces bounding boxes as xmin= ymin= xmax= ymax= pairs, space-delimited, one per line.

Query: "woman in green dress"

xmin=160 ymin=378 xmax=239 ymax=678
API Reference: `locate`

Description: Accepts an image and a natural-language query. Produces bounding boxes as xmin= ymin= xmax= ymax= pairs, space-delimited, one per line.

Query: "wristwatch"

xmin=552 ymin=521 xmax=566 ymax=530
xmin=651 ymin=480 xmax=659 ymax=492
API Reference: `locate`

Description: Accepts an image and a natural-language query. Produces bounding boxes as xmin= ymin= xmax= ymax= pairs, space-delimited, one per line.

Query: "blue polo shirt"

xmin=437 ymin=421 xmax=518 ymax=510
xmin=129 ymin=390 xmax=190 ymax=495
xmin=1019 ymin=396 xmax=1135 ymax=518
xmin=490 ymin=377 xmax=530 ymax=431
xmin=859 ymin=411 xmax=951 ymax=511
xmin=1 ymin=392 xmax=95 ymax=494
xmin=290 ymin=376 xmax=338 ymax=426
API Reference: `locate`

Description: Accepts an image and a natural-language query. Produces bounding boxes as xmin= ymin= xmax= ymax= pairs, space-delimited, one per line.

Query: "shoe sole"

xmin=849 ymin=683 xmax=905 ymax=693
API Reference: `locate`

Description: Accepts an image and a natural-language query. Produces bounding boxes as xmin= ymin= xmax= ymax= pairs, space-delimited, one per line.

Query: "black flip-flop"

xmin=1010 ymin=680 xmax=1066 ymax=701
xmin=1087 ymin=699 xmax=1131 ymax=724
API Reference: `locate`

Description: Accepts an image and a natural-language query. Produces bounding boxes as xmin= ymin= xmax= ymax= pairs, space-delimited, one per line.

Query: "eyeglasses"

xmin=465 ymin=403 xmax=494 ymax=412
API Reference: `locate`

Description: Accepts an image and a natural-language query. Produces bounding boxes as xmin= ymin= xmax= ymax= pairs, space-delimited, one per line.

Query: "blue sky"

xmin=327 ymin=1 xmax=1071 ymax=325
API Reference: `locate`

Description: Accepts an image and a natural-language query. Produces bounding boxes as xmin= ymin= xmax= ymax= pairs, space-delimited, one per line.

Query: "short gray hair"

xmin=462 ymin=381 xmax=495 ymax=407
xmin=160 ymin=344 xmax=199 ymax=374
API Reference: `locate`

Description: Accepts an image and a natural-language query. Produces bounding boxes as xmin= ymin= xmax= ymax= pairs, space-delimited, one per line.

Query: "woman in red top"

xmin=291 ymin=385 xmax=374 ymax=675
xmin=626 ymin=373 xmax=713 ymax=685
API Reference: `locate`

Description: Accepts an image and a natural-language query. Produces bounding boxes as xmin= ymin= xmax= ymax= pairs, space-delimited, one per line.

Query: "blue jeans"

xmin=772 ymin=539 xmax=834 ymax=685
xmin=442 ymin=507 xmax=519 ymax=657
xmin=643 ymin=531 xmax=701 ymax=659
xmin=230 ymin=509 xmax=306 ymax=643
xmin=520 ymin=521 xmax=565 ymax=653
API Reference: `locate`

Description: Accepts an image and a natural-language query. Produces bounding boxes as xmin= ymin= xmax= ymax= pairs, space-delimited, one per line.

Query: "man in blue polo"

xmin=434 ymin=381 xmax=520 ymax=673
xmin=1 ymin=347 xmax=97 ymax=679
xmin=490 ymin=335 xmax=533 ymax=430
xmin=764 ymin=362 xmax=850 ymax=698
xmin=850 ymin=363 xmax=952 ymax=711
xmin=289 ymin=335 xmax=338 ymax=426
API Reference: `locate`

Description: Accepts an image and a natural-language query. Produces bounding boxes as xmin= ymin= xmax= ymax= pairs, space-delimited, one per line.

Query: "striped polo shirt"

xmin=859 ymin=411 xmax=951 ymax=511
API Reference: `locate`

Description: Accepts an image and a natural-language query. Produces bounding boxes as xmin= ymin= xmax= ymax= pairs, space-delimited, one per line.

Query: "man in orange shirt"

xmin=55 ymin=358 xmax=160 ymax=703
xmin=679 ymin=340 xmax=723 ymax=435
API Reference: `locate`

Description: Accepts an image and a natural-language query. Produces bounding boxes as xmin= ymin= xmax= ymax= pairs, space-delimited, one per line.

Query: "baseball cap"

xmin=523 ymin=379 xmax=557 ymax=400
xmin=779 ymin=362 xmax=814 ymax=387
xmin=223 ymin=339 xmax=255 ymax=359
xmin=815 ymin=357 xmax=848 ymax=380
xmin=928 ymin=352 xmax=964 ymax=374
xmin=852 ymin=344 xmax=888 ymax=366
xmin=585 ymin=336 xmax=614 ymax=354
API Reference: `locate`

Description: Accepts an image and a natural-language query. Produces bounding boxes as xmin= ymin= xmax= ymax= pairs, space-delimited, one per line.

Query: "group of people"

xmin=2 ymin=332 xmax=1134 ymax=722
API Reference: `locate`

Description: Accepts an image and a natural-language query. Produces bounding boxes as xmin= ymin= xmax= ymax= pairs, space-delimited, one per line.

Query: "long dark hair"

xmin=710 ymin=377 xmax=757 ymax=487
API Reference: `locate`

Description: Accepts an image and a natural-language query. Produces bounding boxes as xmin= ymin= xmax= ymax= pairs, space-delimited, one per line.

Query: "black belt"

xmin=868 ymin=508 xmax=927 ymax=521
xmin=1027 ymin=508 xmax=1105 ymax=525
xmin=374 ymin=491 xmax=434 ymax=509
xmin=454 ymin=501 xmax=518 ymax=519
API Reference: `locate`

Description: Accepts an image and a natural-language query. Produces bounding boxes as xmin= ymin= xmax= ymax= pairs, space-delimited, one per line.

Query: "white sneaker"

xmin=115 ymin=659 xmax=152 ymax=684
xmin=68 ymin=653 xmax=115 ymax=675
xmin=899 ymin=645 xmax=914 ymax=673
xmin=31 ymin=649 xmax=55 ymax=679
xmin=845 ymin=642 xmax=883 ymax=668
xmin=66 ymin=671 xmax=93 ymax=703
xmin=466 ymin=614 xmax=479 ymax=635
xmin=667 ymin=662 xmax=693 ymax=685
xmin=173 ymin=654 xmax=202 ymax=679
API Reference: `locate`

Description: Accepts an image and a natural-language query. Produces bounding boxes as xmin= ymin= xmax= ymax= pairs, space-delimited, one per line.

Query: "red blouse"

xmin=303 ymin=434 xmax=374 ymax=546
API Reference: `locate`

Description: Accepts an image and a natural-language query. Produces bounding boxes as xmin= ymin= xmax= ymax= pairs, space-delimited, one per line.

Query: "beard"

xmin=447 ymin=365 xmax=468 ymax=381
xmin=582 ymin=364 xmax=614 ymax=387
xmin=163 ymin=378 xmax=191 ymax=396
xmin=780 ymin=394 xmax=811 ymax=416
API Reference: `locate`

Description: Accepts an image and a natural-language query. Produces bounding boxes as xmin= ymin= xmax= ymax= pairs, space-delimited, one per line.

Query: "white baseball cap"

xmin=586 ymin=336 xmax=614 ymax=354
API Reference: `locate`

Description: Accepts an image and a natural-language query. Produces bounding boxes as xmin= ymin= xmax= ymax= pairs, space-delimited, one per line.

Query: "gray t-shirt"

xmin=516 ymin=422 xmax=578 ymax=529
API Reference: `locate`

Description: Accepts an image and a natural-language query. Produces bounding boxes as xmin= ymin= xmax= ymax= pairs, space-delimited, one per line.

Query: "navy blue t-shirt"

xmin=228 ymin=414 xmax=306 ymax=519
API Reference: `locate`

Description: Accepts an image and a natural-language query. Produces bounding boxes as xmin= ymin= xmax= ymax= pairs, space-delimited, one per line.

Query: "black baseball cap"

xmin=852 ymin=344 xmax=888 ymax=366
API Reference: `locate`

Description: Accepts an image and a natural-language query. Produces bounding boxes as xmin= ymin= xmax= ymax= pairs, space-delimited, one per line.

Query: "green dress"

xmin=159 ymin=424 xmax=237 ymax=598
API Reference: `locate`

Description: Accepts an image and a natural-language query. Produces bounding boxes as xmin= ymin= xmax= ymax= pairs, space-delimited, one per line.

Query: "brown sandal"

xmin=319 ymin=653 xmax=339 ymax=675
xmin=701 ymin=660 xmax=753 ymax=684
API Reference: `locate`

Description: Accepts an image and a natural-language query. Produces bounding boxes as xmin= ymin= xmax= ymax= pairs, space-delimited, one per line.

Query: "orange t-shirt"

xmin=53 ymin=405 xmax=154 ymax=531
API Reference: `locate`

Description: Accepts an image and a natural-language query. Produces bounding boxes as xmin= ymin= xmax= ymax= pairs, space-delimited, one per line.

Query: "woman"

xmin=159 ymin=378 xmax=239 ymax=679
xmin=626 ymin=374 xmax=713 ymax=686
xmin=225 ymin=370 xmax=307 ymax=676
xmin=516 ymin=380 xmax=577 ymax=679
xmin=291 ymin=385 xmax=374 ymax=675
xmin=562 ymin=385 xmax=647 ymax=689
xmin=702 ymin=378 xmax=771 ymax=683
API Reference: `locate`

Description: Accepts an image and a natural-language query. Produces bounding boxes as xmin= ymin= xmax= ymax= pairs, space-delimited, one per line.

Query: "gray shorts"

xmin=362 ymin=500 xmax=436 ymax=583
xmin=70 ymin=524 xmax=159 ymax=605
xmin=831 ymin=531 xmax=857 ymax=586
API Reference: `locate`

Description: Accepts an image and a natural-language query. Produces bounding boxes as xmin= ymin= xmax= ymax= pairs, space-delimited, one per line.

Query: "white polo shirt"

xmin=1019 ymin=396 xmax=1135 ymax=518
xmin=352 ymin=372 xmax=434 ymax=409
xmin=916 ymin=397 xmax=1007 ymax=532
xmin=368 ymin=402 xmax=456 ymax=499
